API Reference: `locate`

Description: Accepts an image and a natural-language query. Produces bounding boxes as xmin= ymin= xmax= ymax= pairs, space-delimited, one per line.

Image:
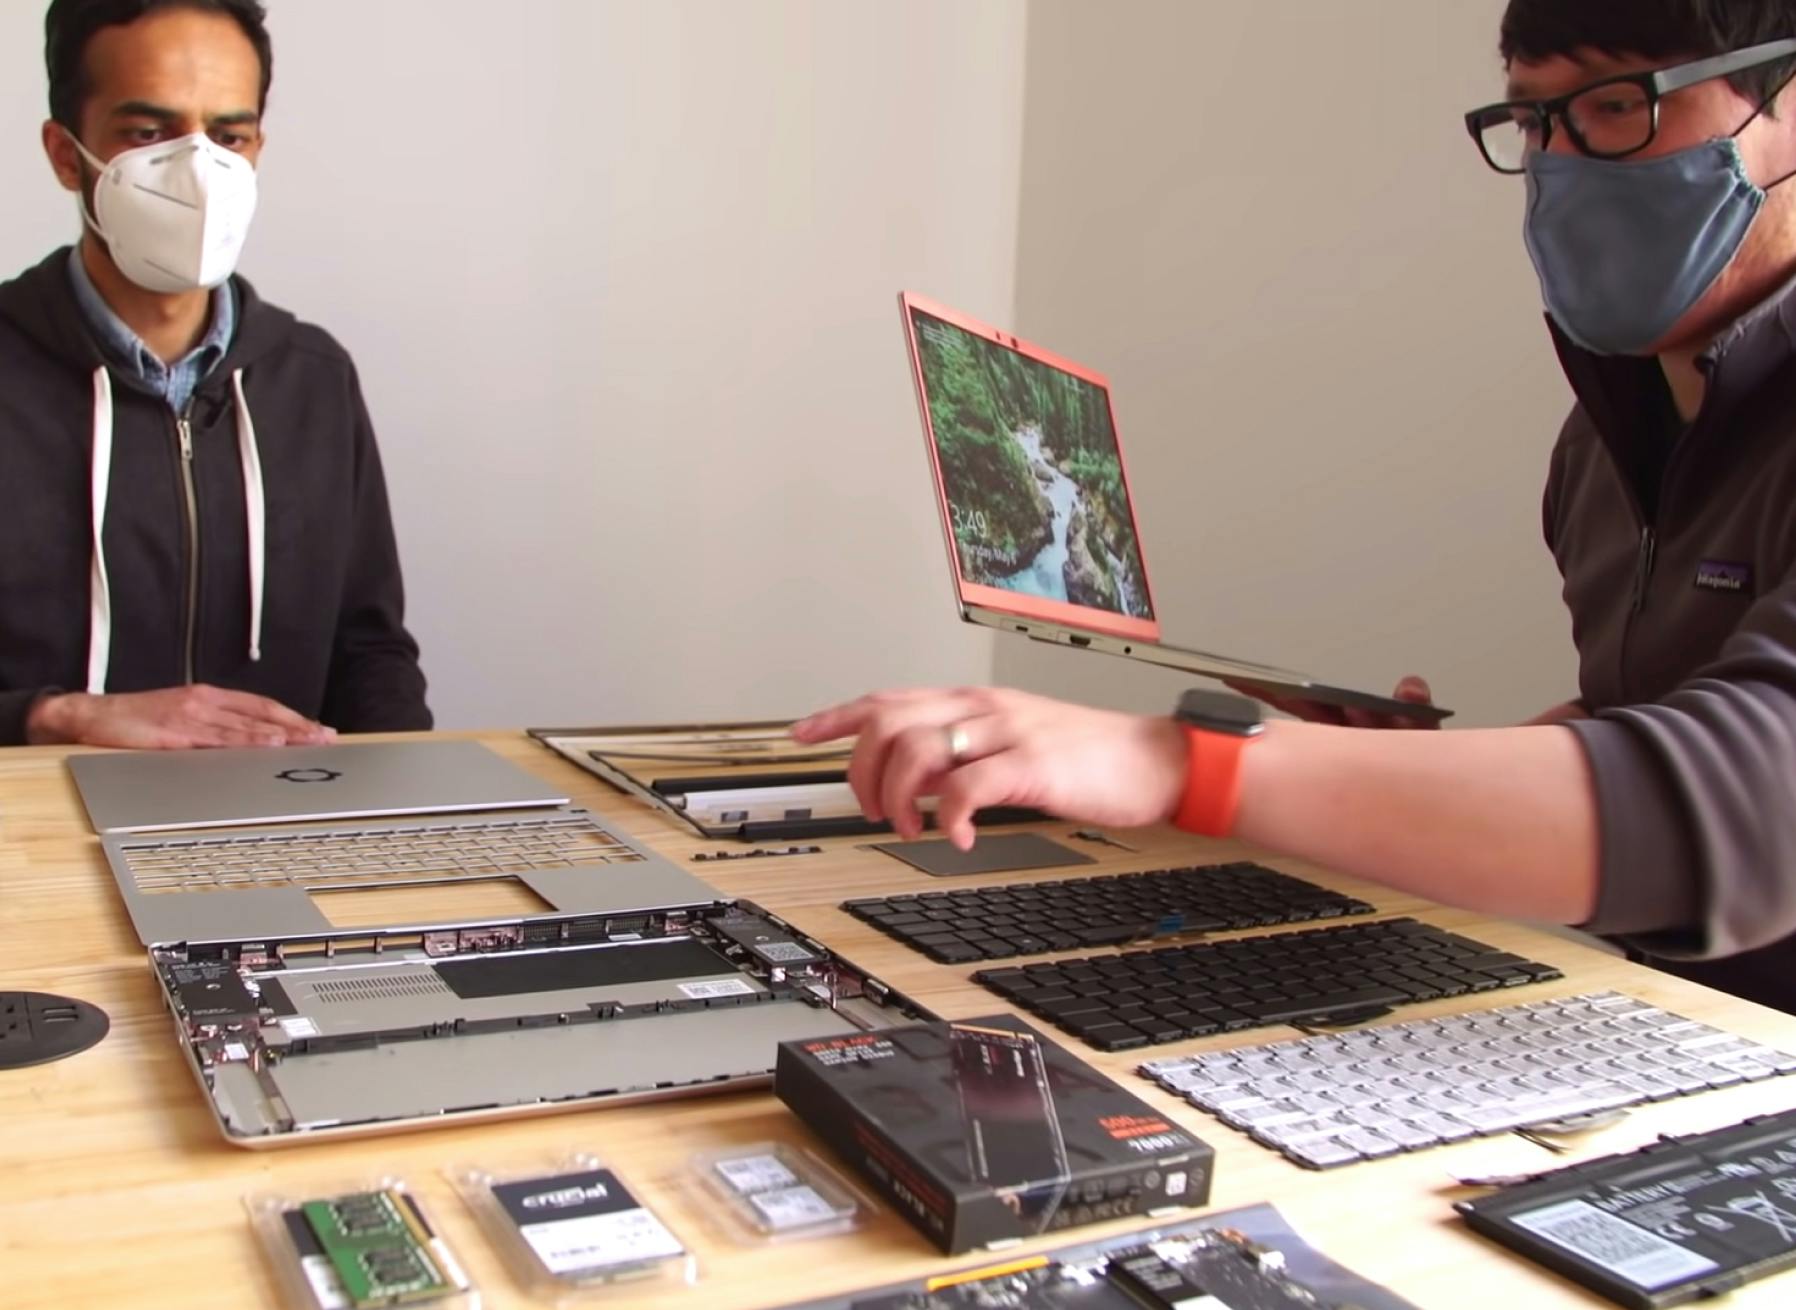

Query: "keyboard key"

xmin=918 ymin=939 xmax=984 ymax=965
xmin=1033 ymin=998 xmax=1112 ymax=1022
xmin=1283 ymin=1138 xmax=1363 ymax=1169
xmin=1132 ymin=1017 xmax=1186 ymax=1042
xmin=1083 ymin=1025 xmax=1151 ymax=1052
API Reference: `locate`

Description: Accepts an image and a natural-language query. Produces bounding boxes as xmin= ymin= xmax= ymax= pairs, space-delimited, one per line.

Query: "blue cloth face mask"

xmin=1524 ymin=137 xmax=1765 ymax=355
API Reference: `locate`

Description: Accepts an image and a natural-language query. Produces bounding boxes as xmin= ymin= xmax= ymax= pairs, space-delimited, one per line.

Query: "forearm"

xmin=1235 ymin=721 xmax=1599 ymax=924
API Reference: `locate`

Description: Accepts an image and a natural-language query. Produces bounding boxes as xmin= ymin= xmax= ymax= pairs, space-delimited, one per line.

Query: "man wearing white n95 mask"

xmin=0 ymin=0 xmax=431 ymax=748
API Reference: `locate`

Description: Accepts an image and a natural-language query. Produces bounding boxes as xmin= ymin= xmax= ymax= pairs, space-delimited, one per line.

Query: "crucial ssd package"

xmin=247 ymin=1179 xmax=475 ymax=1310
xmin=774 ymin=1014 xmax=1213 ymax=1254
xmin=1458 ymin=1106 xmax=1796 ymax=1308
xmin=448 ymin=1153 xmax=696 ymax=1299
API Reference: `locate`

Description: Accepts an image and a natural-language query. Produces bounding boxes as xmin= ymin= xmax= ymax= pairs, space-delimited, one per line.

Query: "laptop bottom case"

xmin=153 ymin=901 xmax=931 ymax=1146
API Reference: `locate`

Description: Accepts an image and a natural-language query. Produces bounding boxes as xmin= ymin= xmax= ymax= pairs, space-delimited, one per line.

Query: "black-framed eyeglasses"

xmin=1465 ymin=37 xmax=1796 ymax=174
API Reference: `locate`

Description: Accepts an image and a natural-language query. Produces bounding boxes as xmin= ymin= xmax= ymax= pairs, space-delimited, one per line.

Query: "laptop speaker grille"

xmin=306 ymin=972 xmax=453 ymax=1005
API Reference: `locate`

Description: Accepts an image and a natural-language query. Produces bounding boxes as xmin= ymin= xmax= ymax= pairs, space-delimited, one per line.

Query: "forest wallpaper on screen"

xmin=914 ymin=311 xmax=1151 ymax=619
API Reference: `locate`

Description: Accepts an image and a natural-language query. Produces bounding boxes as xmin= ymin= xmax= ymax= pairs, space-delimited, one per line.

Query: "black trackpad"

xmin=871 ymin=833 xmax=1095 ymax=877
xmin=434 ymin=939 xmax=730 ymax=999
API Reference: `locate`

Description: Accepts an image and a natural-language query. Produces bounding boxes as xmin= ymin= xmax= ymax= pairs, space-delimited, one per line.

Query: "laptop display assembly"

xmin=76 ymin=739 xmax=932 ymax=1146
xmin=899 ymin=291 xmax=1451 ymax=724
xmin=529 ymin=722 xmax=1045 ymax=841
xmin=70 ymin=738 xmax=569 ymax=834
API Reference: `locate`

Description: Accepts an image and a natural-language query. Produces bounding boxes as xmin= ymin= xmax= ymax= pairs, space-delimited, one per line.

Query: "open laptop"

xmin=899 ymin=292 xmax=1450 ymax=724
xmin=71 ymin=739 xmax=931 ymax=1146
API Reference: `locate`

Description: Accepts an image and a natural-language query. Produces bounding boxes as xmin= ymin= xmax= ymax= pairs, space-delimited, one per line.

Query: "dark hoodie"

xmin=0 ymin=248 xmax=430 ymax=742
xmin=1548 ymin=283 xmax=1796 ymax=1014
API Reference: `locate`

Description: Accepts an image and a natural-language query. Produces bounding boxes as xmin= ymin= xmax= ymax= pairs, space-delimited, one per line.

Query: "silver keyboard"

xmin=118 ymin=809 xmax=643 ymax=893
xmin=1141 ymin=992 xmax=1796 ymax=1169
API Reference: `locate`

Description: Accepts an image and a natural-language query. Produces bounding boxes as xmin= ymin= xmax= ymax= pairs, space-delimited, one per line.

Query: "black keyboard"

xmin=977 ymin=918 xmax=1565 ymax=1051
xmin=843 ymin=862 xmax=1373 ymax=964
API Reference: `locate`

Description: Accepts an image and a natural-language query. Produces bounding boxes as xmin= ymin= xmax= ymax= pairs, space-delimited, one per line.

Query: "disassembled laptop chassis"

xmin=154 ymin=901 xmax=929 ymax=1144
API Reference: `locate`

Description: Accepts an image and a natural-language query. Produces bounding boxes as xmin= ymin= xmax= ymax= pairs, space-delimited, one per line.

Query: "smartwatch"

xmin=1171 ymin=690 xmax=1263 ymax=837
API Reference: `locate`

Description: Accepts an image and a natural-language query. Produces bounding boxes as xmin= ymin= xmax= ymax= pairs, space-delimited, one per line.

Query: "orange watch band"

xmin=1172 ymin=724 xmax=1255 ymax=838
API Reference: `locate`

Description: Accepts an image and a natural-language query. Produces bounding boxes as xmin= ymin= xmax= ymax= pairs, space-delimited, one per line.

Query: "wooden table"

xmin=4 ymin=730 xmax=1796 ymax=1309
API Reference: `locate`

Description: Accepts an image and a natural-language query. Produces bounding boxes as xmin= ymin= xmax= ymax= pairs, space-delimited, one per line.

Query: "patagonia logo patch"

xmin=1694 ymin=560 xmax=1752 ymax=593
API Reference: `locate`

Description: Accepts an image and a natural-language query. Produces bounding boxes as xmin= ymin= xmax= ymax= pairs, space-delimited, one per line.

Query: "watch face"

xmin=1176 ymin=690 xmax=1263 ymax=735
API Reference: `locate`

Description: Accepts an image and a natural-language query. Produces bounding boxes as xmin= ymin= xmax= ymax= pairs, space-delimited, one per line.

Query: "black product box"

xmin=774 ymin=1014 xmax=1213 ymax=1254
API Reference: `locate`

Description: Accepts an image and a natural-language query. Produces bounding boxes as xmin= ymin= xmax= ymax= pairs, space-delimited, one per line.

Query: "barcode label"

xmin=749 ymin=1184 xmax=847 ymax=1231
xmin=714 ymin=1154 xmax=799 ymax=1194
xmin=1510 ymin=1199 xmax=1720 ymax=1290
xmin=755 ymin=942 xmax=816 ymax=963
xmin=520 ymin=1208 xmax=685 ymax=1276
xmin=678 ymin=978 xmax=755 ymax=1000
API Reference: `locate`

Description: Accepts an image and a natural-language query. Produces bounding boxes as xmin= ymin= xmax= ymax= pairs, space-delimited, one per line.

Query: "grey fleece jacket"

xmin=1547 ymin=283 xmax=1796 ymax=1014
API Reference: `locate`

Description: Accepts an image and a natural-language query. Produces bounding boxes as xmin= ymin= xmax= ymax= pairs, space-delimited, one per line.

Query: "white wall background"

xmin=0 ymin=0 xmax=1577 ymax=730
xmin=998 ymin=0 xmax=1579 ymax=726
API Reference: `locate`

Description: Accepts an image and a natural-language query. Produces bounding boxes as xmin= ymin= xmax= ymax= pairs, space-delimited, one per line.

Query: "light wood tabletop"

xmin=4 ymin=729 xmax=1796 ymax=1310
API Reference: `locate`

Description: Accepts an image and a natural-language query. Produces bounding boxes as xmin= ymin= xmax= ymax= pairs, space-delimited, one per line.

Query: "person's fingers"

xmin=191 ymin=706 xmax=292 ymax=747
xmin=196 ymin=686 xmax=323 ymax=734
xmin=1394 ymin=676 xmax=1433 ymax=704
xmin=792 ymin=688 xmax=946 ymax=743
xmin=791 ymin=698 xmax=874 ymax=744
xmin=136 ymin=719 xmax=266 ymax=749
xmin=73 ymin=700 xmax=238 ymax=750
xmin=935 ymin=753 xmax=1025 ymax=850
xmin=880 ymin=714 xmax=1006 ymax=839
xmin=844 ymin=692 xmax=983 ymax=821
xmin=1388 ymin=676 xmax=1438 ymax=730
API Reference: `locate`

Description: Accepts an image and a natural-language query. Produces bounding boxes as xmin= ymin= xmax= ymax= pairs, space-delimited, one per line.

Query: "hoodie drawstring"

xmin=233 ymin=369 xmax=265 ymax=665
xmin=86 ymin=368 xmax=114 ymax=695
xmin=84 ymin=366 xmax=267 ymax=693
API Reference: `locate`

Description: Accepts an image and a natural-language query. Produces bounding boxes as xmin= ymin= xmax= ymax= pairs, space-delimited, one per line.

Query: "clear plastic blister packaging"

xmin=691 ymin=1141 xmax=868 ymax=1244
xmin=446 ymin=1153 xmax=697 ymax=1300
xmin=246 ymin=1178 xmax=477 ymax=1310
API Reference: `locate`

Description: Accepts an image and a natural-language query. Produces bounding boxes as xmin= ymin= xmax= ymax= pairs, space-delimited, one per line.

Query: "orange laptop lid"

xmin=900 ymin=292 xmax=1159 ymax=644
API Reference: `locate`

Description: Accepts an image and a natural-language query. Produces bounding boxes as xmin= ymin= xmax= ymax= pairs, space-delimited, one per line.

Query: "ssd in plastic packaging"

xmin=448 ymin=1154 xmax=696 ymax=1299
xmin=692 ymin=1141 xmax=867 ymax=1243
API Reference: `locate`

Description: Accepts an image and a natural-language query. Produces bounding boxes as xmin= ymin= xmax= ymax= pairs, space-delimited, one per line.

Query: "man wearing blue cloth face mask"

xmin=797 ymin=2 xmax=1796 ymax=1015
xmin=0 ymin=0 xmax=431 ymax=747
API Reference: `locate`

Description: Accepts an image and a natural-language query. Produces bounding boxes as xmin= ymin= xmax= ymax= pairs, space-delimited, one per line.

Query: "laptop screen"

xmin=903 ymin=296 xmax=1157 ymax=640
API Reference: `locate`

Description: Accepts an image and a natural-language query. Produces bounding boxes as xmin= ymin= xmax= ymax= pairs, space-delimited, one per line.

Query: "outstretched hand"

xmin=27 ymin=684 xmax=336 ymax=749
xmin=792 ymin=687 xmax=1186 ymax=849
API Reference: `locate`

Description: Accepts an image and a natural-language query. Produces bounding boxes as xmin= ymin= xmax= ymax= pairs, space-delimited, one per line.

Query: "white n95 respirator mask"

xmin=67 ymin=131 xmax=259 ymax=294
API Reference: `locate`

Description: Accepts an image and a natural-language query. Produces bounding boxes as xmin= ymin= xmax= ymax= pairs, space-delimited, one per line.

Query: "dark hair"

xmin=1501 ymin=0 xmax=1796 ymax=105
xmin=45 ymin=0 xmax=273 ymax=129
